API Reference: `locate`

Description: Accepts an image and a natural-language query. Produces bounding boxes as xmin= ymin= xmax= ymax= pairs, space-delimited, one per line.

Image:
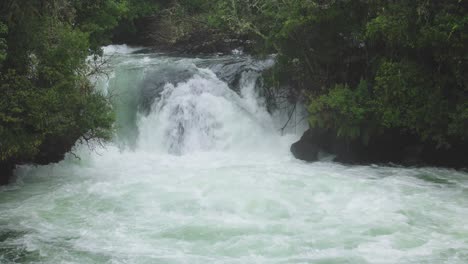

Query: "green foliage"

xmin=308 ymin=80 xmax=372 ymax=142
xmin=205 ymin=0 xmax=467 ymax=147
xmin=0 ymin=22 xmax=7 ymax=65
xmin=449 ymin=102 xmax=468 ymax=141
xmin=372 ymin=61 xmax=449 ymax=143
xmin=73 ymin=0 xmax=125 ymax=52
xmin=124 ymin=0 xmax=162 ymax=19
xmin=0 ymin=71 xmax=113 ymax=161
xmin=0 ymin=0 xmax=166 ymax=165
xmin=0 ymin=0 xmax=155 ymax=165
xmin=308 ymin=61 xmax=457 ymax=146
xmin=366 ymin=3 xmax=413 ymax=46
xmin=197 ymin=0 xmax=467 ymax=147
xmin=35 ymin=21 xmax=90 ymax=84
xmin=0 ymin=71 xmax=42 ymax=160
xmin=73 ymin=0 xmax=161 ymax=53
xmin=178 ymin=0 xmax=208 ymax=14
xmin=373 ymin=62 xmax=428 ymax=128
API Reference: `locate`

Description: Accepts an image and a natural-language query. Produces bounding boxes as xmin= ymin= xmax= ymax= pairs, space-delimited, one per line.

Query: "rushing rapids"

xmin=0 ymin=45 xmax=467 ymax=263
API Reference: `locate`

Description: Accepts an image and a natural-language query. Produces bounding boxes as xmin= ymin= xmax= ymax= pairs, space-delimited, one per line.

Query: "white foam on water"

xmin=1 ymin=51 xmax=467 ymax=264
xmin=102 ymin=44 xmax=144 ymax=55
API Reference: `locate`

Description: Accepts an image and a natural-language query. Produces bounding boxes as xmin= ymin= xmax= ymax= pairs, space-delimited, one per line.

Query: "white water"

xmin=1 ymin=47 xmax=467 ymax=264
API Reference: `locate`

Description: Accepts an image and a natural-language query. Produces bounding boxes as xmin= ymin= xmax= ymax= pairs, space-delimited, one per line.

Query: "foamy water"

xmin=1 ymin=48 xmax=467 ymax=264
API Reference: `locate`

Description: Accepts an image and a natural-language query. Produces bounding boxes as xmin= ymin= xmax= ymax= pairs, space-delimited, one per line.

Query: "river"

xmin=1 ymin=46 xmax=467 ymax=263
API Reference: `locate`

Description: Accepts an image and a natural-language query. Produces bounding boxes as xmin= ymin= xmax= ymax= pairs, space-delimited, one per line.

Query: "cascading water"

xmin=0 ymin=45 xmax=467 ymax=264
xmin=138 ymin=68 xmax=274 ymax=155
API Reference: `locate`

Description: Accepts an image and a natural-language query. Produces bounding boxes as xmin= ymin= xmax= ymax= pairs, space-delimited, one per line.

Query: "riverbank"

xmin=291 ymin=127 xmax=468 ymax=169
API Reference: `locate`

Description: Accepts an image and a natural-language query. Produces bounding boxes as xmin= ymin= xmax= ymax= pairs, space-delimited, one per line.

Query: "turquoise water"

xmin=1 ymin=46 xmax=467 ymax=264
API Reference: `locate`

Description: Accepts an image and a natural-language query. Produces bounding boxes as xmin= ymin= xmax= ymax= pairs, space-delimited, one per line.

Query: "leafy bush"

xmin=308 ymin=80 xmax=372 ymax=142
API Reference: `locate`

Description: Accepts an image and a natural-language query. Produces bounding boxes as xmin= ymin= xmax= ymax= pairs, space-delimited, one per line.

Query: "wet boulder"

xmin=290 ymin=140 xmax=319 ymax=162
xmin=0 ymin=161 xmax=14 ymax=185
xmin=291 ymin=127 xmax=468 ymax=168
xmin=290 ymin=129 xmax=325 ymax=162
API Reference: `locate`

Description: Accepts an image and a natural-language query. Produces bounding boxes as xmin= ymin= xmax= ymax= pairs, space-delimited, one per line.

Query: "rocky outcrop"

xmin=291 ymin=127 xmax=468 ymax=169
xmin=113 ymin=15 xmax=254 ymax=55
xmin=165 ymin=30 xmax=255 ymax=55
xmin=0 ymin=161 xmax=15 ymax=185
xmin=290 ymin=131 xmax=319 ymax=162
xmin=33 ymin=135 xmax=80 ymax=165
xmin=0 ymin=133 xmax=80 ymax=185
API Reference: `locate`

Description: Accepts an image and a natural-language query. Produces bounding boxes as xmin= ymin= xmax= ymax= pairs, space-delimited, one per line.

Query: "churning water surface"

xmin=1 ymin=46 xmax=467 ymax=264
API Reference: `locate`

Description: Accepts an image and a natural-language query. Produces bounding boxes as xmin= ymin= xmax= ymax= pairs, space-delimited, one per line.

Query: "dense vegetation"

xmin=202 ymin=0 xmax=467 ymax=149
xmin=0 ymin=0 xmax=168 ymax=183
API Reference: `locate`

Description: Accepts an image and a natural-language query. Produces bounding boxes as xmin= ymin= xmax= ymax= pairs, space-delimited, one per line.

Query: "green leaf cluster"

xmin=203 ymin=0 xmax=467 ymax=147
xmin=0 ymin=22 xmax=7 ymax=65
xmin=308 ymin=80 xmax=371 ymax=141
xmin=73 ymin=0 xmax=161 ymax=53
xmin=0 ymin=0 xmax=162 ymax=165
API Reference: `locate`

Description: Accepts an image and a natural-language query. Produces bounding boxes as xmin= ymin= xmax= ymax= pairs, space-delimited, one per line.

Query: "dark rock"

xmin=170 ymin=33 xmax=255 ymax=55
xmin=139 ymin=67 xmax=197 ymax=114
xmin=112 ymin=15 xmax=255 ymax=55
xmin=0 ymin=133 xmax=80 ymax=185
xmin=290 ymin=128 xmax=327 ymax=161
xmin=33 ymin=135 xmax=80 ymax=165
xmin=291 ymin=127 xmax=468 ymax=169
xmin=401 ymin=145 xmax=424 ymax=166
xmin=0 ymin=161 xmax=14 ymax=185
xmin=419 ymin=142 xmax=468 ymax=168
xmin=291 ymin=140 xmax=319 ymax=162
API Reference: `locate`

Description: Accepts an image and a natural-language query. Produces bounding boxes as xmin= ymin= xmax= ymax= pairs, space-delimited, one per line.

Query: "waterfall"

xmin=1 ymin=45 xmax=467 ymax=264
xmin=96 ymin=45 xmax=291 ymax=154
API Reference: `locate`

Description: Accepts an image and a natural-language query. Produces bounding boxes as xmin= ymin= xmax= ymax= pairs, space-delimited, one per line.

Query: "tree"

xmin=207 ymin=0 xmax=467 ymax=148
